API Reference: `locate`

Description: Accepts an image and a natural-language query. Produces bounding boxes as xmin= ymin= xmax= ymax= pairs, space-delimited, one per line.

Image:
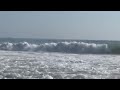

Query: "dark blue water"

xmin=0 ymin=38 xmax=118 ymax=44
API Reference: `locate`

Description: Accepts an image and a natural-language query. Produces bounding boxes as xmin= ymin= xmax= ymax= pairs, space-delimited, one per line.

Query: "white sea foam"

xmin=0 ymin=51 xmax=120 ymax=79
xmin=0 ymin=41 xmax=109 ymax=54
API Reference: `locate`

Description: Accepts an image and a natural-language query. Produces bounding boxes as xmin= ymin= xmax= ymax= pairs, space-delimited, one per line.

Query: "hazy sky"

xmin=0 ymin=11 xmax=120 ymax=40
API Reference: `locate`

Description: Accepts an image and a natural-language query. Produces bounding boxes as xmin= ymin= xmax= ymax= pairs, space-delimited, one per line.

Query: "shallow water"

xmin=0 ymin=50 xmax=120 ymax=79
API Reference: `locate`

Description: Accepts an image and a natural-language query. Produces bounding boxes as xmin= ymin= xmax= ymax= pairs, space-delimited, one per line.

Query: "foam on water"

xmin=0 ymin=41 xmax=110 ymax=54
xmin=0 ymin=51 xmax=120 ymax=79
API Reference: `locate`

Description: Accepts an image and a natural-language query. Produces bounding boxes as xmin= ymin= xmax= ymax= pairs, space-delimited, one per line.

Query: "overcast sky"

xmin=0 ymin=11 xmax=120 ymax=40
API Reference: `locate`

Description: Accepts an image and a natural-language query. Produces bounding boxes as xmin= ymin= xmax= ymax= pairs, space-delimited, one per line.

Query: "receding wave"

xmin=0 ymin=41 xmax=120 ymax=54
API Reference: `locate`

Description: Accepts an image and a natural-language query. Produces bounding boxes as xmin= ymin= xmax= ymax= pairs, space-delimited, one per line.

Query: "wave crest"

xmin=0 ymin=41 xmax=110 ymax=54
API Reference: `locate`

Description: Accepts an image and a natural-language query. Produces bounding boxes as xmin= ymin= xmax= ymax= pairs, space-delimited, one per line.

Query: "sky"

xmin=0 ymin=11 xmax=120 ymax=40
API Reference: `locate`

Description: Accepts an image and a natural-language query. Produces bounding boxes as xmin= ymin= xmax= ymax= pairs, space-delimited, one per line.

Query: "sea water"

xmin=0 ymin=38 xmax=120 ymax=79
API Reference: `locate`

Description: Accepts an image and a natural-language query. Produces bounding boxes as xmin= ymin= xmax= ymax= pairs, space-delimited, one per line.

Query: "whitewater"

xmin=0 ymin=41 xmax=111 ymax=54
xmin=0 ymin=50 xmax=120 ymax=79
xmin=0 ymin=39 xmax=120 ymax=79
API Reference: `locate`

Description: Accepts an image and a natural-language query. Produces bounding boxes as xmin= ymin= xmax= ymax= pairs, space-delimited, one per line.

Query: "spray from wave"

xmin=0 ymin=41 xmax=115 ymax=54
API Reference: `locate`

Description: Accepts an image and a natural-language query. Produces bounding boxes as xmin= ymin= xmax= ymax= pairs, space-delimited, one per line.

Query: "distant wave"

xmin=1 ymin=41 xmax=117 ymax=54
xmin=0 ymin=41 xmax=120 ymax=54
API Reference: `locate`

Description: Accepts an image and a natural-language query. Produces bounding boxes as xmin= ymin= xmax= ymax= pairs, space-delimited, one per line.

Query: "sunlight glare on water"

xmin=0 ymin=51 xmax=120 ymax=79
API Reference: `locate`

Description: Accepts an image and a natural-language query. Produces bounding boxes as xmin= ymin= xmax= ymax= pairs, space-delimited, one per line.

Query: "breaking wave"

xmin=0 ymin=41 xmax=113 ymax=54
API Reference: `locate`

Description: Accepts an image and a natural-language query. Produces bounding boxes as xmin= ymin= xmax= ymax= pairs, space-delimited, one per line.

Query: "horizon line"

xmin=0 ymin=37 xmax=119 ymax=41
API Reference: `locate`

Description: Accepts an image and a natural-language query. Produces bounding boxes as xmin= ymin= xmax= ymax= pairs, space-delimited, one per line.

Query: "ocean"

xmin=0 ymin=38 xmax=120 ymax=79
